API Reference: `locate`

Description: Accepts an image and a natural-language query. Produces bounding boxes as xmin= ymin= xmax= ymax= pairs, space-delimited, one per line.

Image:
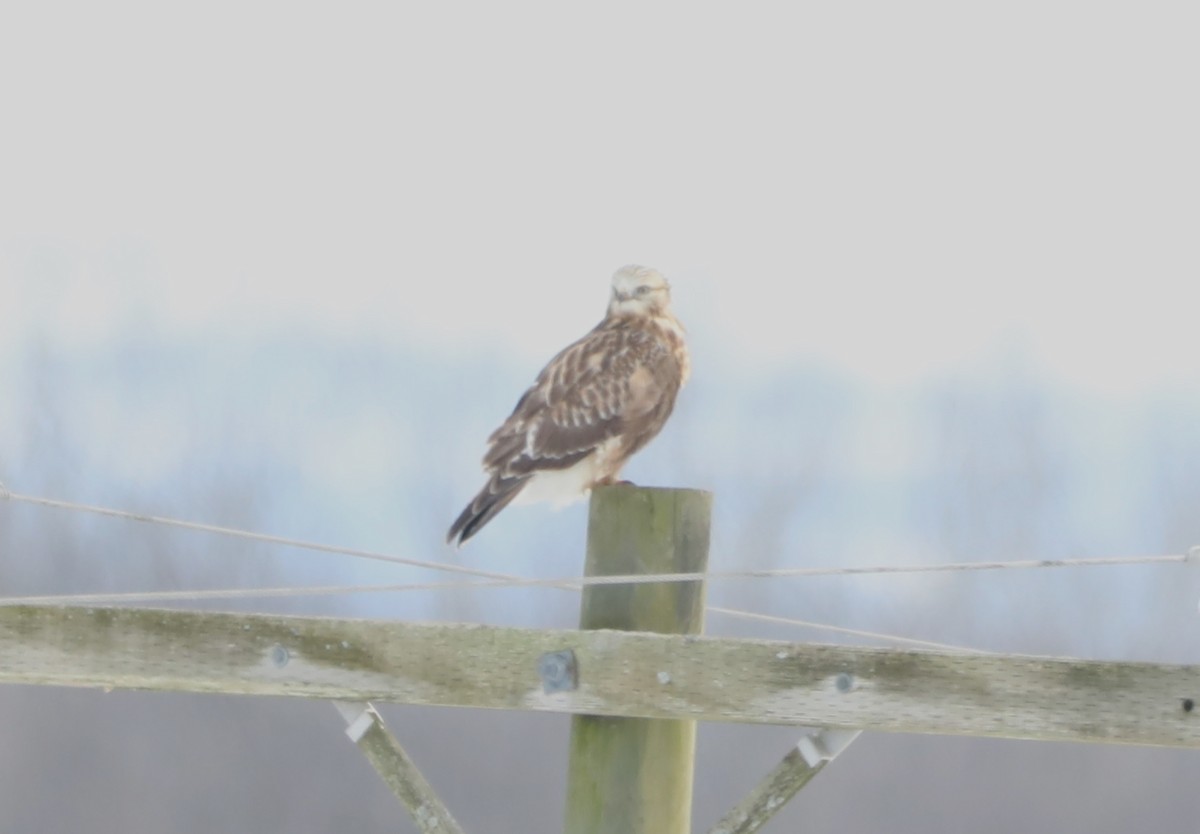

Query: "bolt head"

xmin=537 ymin=650 xmax=578 ymax=693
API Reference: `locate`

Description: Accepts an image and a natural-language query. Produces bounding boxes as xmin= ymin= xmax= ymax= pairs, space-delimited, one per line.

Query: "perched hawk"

xmin=447 ymin=265 xmax=690 ymax=546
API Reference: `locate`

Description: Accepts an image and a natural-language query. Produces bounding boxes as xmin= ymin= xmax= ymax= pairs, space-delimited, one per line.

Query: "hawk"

xmin=447 ymin=265 xmax=690 ymax=546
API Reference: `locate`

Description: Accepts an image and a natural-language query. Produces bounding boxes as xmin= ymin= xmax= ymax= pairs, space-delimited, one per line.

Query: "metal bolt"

xmin=270 ymin=644 xmax=290 ymax=668
xmin=1183 ymin=698 xmax=1195 ymax=713
xmin=537 ymin=649 xmax=578 ymax=693
xmin=835 ymin=672 xmax=855 ymax=693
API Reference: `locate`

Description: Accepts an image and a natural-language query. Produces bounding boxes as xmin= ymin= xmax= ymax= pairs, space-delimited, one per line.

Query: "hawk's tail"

xmin=446 ymin=475 xmax=530 ymax=548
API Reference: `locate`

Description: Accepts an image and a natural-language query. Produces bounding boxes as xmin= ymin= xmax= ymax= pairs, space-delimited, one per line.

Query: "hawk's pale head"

xmin=607 ymin=265 xmax=672 ymax=318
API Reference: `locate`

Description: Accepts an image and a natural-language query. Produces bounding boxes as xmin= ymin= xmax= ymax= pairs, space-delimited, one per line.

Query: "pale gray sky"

xmin=2 ymin=2 xmax=1197 ymax=395
xmin=2 ymin=11 xmax=1199 ymax=833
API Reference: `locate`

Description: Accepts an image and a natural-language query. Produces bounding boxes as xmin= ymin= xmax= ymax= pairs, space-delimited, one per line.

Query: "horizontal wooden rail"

xmin=0 ymin=605 xmax=1197 ymax=748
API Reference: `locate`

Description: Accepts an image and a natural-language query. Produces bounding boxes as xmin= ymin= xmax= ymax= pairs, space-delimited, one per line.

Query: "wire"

xmin=0 ymin=488 xmax=515 ymax=581
xmin=0 ymin=486 xmax=1190 ymax=655
xmin=705 ymin=606 xmax=996 ymax=654
xmin=0 ymin=583 xmax=460 ymax=606
xmin=1 ymin=489 xmax=1187 ymax=585
xmin=0 ymin=485 xmax=994 ymax=651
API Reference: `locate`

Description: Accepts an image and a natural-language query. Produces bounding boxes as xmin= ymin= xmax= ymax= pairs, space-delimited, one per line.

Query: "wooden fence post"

xmin=564 ymin=485 xmax=712 ymax=834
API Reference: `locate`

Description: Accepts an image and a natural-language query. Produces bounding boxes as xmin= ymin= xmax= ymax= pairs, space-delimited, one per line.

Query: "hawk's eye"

xmin=636 ymin=285 xmax=651 ymax=296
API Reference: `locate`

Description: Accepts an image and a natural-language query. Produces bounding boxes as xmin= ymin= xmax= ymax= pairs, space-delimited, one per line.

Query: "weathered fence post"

xmin=564 ymin=485 xmax=712 ymax=834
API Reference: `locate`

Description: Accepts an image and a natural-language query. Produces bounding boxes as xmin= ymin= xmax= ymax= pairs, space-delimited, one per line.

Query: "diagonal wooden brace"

xmin=707 ymin=729 xmax=860 ymax=834
xmin=333 ymin=700 xmax=466 ymax=834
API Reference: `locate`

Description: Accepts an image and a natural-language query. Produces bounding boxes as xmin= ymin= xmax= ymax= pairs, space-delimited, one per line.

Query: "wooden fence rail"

xmin=0 ymin=603 xmax=1197 ymax=748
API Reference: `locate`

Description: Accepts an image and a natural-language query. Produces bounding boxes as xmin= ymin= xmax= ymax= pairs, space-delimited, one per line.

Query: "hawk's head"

xmin=608 ymin=265 xmax=672 ymax=318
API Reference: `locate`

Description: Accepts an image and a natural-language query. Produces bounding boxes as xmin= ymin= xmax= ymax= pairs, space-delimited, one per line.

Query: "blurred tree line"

xmin=1 ymin=333 xmax=1198 ymax=833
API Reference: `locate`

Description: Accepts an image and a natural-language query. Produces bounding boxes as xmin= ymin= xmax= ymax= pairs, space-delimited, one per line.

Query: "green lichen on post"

xmin=577 ymin=486 xmax=711 ymax=634
xmin=564 ymin=485 xmax=712 ymax=834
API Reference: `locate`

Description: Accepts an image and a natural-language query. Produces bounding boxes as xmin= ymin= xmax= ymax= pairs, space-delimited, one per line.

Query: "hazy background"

xmin=2 ymin=2 xmax=1199 ymax=832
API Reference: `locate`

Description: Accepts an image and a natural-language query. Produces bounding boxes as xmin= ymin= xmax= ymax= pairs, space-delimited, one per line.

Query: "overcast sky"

xmin=2 ymin=3 xmax=1197 ymax=396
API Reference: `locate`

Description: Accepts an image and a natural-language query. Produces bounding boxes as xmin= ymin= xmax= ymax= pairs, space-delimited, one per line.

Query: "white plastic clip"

xmin=796 ymin=728 xmax=862 ymax=767
xmin=333 ymin=700 xmax=377 ymax=743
